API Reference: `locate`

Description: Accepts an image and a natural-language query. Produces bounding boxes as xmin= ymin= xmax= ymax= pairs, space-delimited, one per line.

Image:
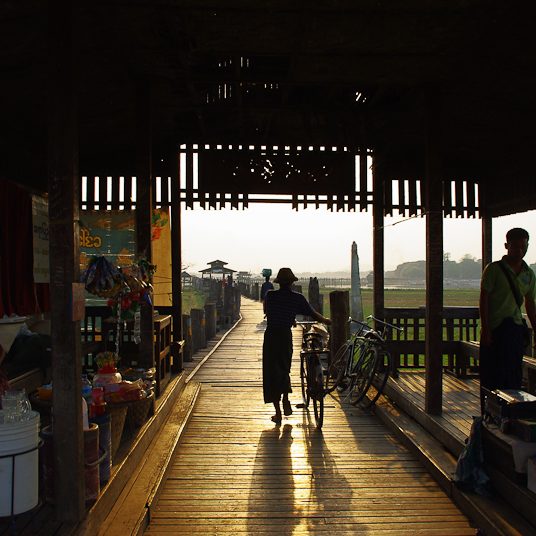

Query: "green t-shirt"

xmin=481 ymin=258 xmax=536 ymax=330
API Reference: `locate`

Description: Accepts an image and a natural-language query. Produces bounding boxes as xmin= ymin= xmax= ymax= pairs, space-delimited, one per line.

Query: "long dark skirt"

xmin=263 ymin=326 xmax=293 ymax=404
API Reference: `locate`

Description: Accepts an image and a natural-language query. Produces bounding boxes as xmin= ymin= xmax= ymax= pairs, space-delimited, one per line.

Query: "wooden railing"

xmin=382 ymin=306 xmax=480 ymax=377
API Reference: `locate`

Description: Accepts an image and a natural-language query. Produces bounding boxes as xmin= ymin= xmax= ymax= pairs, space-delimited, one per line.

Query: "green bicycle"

xmin=325 ymin=315 xmax=402 ymax=408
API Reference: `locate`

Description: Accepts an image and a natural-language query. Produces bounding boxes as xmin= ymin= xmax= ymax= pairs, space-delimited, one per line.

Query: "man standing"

xmin=480 ymin=228 xmax=536 ymax=412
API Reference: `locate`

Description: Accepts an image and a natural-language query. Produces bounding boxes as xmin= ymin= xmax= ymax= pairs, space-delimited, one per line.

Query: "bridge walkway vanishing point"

xmin=145 ymin=298 xmax=475 ymax=535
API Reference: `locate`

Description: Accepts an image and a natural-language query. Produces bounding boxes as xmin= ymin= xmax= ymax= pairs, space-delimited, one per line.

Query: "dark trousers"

xmin=479 ymin=317 xmax=525 ymax=414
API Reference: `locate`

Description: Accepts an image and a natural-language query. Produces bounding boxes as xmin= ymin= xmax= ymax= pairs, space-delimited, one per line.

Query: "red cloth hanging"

xmin=0 ymin=179 xmax=50 ymax=316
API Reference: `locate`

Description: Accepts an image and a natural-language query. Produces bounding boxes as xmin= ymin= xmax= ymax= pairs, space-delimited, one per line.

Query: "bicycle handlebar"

xmin=295 ymin=320 xmax=325 ymax=330
xmin=367 ymin=315 xmax=404 ymax=332
xmin=347 ymin=315 xmax=403 ymax=332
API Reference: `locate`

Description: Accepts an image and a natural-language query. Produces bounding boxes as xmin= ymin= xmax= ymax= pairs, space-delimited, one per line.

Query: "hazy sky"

xmin=181 ymin=204 xmax=536 ymax=275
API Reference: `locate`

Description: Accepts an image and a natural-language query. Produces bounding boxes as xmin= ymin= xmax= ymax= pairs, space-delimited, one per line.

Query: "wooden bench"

xmin=458 ymin=339 xmax=536 ymax=394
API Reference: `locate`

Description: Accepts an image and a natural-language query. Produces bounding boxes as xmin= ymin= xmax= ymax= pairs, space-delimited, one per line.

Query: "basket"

xmin=107 ymin=403 xmax=128 ymax=459
xmin=112 ymin=391 xmax=155 ymax=436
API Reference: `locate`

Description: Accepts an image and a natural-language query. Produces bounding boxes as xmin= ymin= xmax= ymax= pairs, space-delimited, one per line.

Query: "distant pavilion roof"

xmin=200 ymin=259 xmax=236 ymax=276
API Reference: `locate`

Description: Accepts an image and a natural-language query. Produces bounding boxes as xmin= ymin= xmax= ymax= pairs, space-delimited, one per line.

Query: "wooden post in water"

xmin=329 ymin=291 xmax=349 ymax=364
xmin=48 ymin=0 xmax=85 ymax=520
xmin=135 ymin=81 xmax=154 ymax=369
xmin=424 ymin=87 xmax=443 ymax=415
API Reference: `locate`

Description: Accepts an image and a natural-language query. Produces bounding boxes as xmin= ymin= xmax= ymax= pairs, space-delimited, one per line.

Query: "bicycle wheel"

xmin=325 ymin=341 xmax=352 ymax=393
xmin=347 ymin=346 xmax=377 ymax=405
xmin=300 ymin=354 xmax=310 ymax=408
xmin=309 ymin=358 xmax=325 ymax=428
xmin=312 ymin=394 xmax=324 ymax=429
xmin=360 ymin=349 xmax=392 ymax=409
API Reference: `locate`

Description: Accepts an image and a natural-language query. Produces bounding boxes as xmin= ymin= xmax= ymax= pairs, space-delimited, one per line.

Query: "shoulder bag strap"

xmin=497 ymin=261 xmax=524 ymax=309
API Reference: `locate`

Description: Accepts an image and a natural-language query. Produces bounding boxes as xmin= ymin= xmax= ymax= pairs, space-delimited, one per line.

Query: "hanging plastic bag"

xmin=453 ymin=416 xmax=491 ymax=496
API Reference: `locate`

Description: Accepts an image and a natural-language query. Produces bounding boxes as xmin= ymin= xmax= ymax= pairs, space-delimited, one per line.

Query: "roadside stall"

xmin=0 ymin=178 xmax=177 ymax=527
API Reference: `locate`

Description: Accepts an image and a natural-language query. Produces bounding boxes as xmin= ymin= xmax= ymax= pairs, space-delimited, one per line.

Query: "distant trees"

xmin=386 ymin=254 xmax=482 ymax=280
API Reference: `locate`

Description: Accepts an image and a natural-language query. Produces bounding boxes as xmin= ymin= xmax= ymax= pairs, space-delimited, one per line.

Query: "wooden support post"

xmin=48 ymin=0 xmax=85 ymax=520
xmin=253 ymin=282 xmax=260 ymax=301
xmin=135 ymin=82 xmax=154 ymax=369
xmin=372 ymin=165 xmax=385 ymax=320
xmin=204 ymin=302 xmax=217 ymax=340
xmin=424 ymin=88 xmax=443 ymax=415
xmin=309 ymin=277 xmax=322 ymax=315
xmin=191 ymin=308 xmax=206 ymax=350
xmin=171 ymin=150 xmax=183 ymax=371
xmin=482 ymin=215 xmax=492 ymax=270
xmin=234 ymin=287 xmax=241 ymax=321
xmin=182 ymin=314 xmax=193 ymax=362
xmin=329 ymin=291 xmax=349 ymax=365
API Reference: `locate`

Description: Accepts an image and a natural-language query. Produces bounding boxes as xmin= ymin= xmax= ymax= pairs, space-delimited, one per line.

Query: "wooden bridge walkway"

xmin=145 ymin=298 xmax=475 ymax=535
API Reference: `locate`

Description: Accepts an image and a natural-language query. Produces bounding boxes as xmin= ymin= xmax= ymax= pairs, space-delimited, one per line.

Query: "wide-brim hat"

xmin=274 ymin=267 xmax=298 ymax=284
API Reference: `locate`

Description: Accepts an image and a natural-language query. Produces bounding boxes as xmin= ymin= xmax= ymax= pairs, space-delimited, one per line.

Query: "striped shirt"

xmin=264 ymin=289 xmax=314 ymax=329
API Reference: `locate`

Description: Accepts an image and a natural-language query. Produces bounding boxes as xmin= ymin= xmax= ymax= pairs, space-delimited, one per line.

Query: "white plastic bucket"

xmin=0 ymin=411 xmax=40 ymax=516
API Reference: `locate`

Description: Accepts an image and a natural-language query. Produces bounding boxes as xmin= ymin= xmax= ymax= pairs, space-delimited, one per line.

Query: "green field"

xmin=182 ymin=286 xmax=480 ymax=316
xmin=318 ymin=288 xmax=481 ymax=350
xmin=182 ymin=288 xmax=210 ymax=313
xmin=182 ymin=286 xmax=481 ymax=323
xmin=314 ymin=287 xmax=479 ymax=318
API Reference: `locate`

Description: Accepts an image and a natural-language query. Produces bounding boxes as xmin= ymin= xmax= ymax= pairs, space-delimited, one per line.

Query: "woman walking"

xmin=262 ymin=267 xmax=331 ymax=424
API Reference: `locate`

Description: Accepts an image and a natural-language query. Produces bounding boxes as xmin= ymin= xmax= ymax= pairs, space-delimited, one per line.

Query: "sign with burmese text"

xmin=79 ymin=209 xmax=170 ymax=307
xmin=79 ymin=211 xmax=136 ymax=273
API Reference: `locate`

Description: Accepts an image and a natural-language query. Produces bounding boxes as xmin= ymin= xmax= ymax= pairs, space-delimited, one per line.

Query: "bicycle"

xmin=325 ymin=315 xmax=402 ymax=409
xmin=296 ymin=321 xmax=330 ymax=429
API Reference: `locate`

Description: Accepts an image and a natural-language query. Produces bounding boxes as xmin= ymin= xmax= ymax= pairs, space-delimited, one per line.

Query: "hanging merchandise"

xmin=82 ymin=256 xmax=156 ymax=357
xmin=81 ymin=256 xmax=125 ymax=299
xmin=105 ymin=258 xmax=156 ymax=322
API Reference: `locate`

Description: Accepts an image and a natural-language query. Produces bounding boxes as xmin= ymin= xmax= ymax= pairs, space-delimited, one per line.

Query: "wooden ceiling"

xmin=2 ymin=1 xmax=535 ymax=216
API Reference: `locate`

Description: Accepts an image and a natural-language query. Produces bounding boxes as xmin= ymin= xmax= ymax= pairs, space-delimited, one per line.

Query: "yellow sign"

xmin=79 ymin=228 xmax=102 ymax=248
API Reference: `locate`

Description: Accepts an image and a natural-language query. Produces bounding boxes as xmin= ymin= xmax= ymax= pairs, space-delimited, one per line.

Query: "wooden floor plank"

xmin=144 ymin=299 xmax=474 ymax=535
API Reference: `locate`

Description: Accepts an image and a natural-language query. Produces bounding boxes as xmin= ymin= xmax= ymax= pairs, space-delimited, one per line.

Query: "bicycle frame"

xmin=326 ymin=315 xmax=402 ymax=404
xmin=344 ymin=315 xmax=403 ymax=406
xmin=296 ymin=321 xmax=329 ymax=428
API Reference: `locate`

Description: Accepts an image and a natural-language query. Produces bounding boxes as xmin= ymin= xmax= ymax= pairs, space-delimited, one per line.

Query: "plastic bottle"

xmin=82 ymin=374 xmax=93 ymax=405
